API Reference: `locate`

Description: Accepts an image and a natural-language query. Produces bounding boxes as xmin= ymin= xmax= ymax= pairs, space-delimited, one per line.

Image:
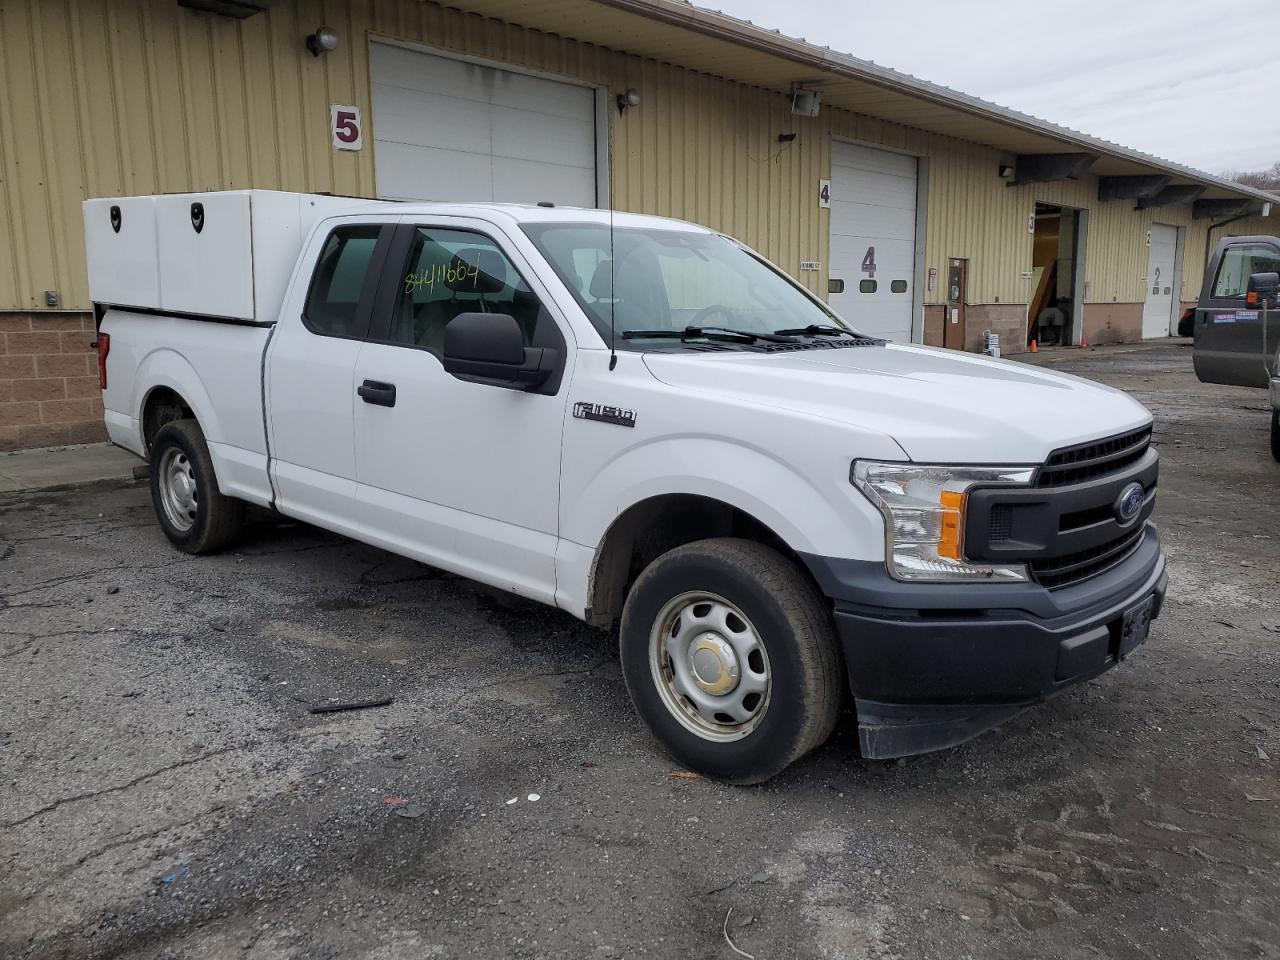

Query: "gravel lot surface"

xmin=2 ymin=341 xmax=1278 ymax=959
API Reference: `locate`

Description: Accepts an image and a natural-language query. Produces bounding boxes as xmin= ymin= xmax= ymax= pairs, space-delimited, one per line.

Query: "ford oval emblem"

xmin=1115 ymin=482 xmax=1145 ymax=524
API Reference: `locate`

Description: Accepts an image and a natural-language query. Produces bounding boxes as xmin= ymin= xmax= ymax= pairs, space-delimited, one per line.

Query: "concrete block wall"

xmin=0 ymin=314 xmax=106 ymax=452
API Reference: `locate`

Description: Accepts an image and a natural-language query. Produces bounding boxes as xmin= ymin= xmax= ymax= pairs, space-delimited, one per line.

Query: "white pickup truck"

xmin=86 ymin=190 xmax=1166 ymax=783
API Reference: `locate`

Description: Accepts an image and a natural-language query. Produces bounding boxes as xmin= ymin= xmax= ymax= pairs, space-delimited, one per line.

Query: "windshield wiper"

xmin=622 ymin=326 xmax=792 ymax=343
xmin=772 ymin=324 xmax=855 ymax=337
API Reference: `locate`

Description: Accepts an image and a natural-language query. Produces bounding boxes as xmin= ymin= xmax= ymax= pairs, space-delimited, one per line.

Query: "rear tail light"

xmin=96 ymin=332 xmax=110 ymax=390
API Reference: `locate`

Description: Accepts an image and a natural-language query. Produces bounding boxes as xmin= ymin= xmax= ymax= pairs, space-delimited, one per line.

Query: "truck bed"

xmin=102 ymin=310 xmax=274 ymax=508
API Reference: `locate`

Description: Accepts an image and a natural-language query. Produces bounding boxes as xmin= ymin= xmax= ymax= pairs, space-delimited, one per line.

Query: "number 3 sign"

xmin=331 ymin=105 xmax=363 ymax=151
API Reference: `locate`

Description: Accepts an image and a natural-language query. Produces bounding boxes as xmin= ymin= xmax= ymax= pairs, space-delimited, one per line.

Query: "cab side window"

xmin=389 ymin=228 xmax=544 ymax=355
xmin=303 ymin=226 xmax=381 ymax=337
xmin=1212 ymin=243 xmax=1280 ymax=300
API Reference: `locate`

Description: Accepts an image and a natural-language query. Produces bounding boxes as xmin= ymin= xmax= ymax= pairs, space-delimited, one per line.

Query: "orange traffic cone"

xmin=1029 ymin=339 xmax=1038 ymax=353
xmin=1079 ymin=333 xmax=1089 ymax=349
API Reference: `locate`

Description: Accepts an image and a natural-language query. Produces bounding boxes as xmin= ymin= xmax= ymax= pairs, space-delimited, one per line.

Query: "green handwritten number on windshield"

xmin=405 ymin=258 xmax=482 ymax=295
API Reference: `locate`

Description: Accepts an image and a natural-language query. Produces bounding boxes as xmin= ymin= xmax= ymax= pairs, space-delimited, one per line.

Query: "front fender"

xmin=564 ymin=434 xmax=885 ymax=562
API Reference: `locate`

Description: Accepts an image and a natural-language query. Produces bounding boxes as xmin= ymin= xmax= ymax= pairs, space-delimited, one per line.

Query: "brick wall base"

xmin=924 ymin=304 xmax=1031 ymax=355
xmin=0 ymin=313 xmax=106 ymax=452
xmin=962 ymin=304 xmax=1029 ymax=354
xmin=1082 ymin=303 xmax=1143 ymax=346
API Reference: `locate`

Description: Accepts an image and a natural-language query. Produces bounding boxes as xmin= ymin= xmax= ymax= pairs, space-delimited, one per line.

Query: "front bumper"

xmin=802 ymin=524 xmax=1167 ymax=759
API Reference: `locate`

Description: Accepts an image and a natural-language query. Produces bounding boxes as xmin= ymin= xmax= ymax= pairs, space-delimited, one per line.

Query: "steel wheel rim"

xmin=648 ymin=591 xmax=771 ymax=742
xmin=158 ymin=447 xmax=198 ymax=532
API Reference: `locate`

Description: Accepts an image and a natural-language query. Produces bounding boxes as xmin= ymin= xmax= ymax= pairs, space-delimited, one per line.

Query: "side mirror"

xmin=442 ymin=312 xmax=558 ymax=390
xmin=1247 ymin=272 xmax=1280 ymax=308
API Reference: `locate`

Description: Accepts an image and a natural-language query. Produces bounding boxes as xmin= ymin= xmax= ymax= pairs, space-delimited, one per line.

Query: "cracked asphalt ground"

xmin=2 ymin=340 xmax=1279 ymax=960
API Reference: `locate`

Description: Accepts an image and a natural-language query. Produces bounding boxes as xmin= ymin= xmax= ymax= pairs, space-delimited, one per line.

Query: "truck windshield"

xmin=521 ymin=223 xmax=856 ymax=347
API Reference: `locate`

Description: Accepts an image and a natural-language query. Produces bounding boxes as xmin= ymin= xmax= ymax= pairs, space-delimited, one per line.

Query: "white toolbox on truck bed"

xmin=83 ymin=190 xmax=374 ymax=323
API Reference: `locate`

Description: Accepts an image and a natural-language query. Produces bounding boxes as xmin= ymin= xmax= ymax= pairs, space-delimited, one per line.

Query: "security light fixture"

xmin=616 ymin=88 xmax=641 ymax=114
xmin=789 ymin=88 xmax=821 ymax=117
xmin=998 ymin=164 xmax=1015 ymax=180
xmin=306 ymin=26 xmax=339 ymax=57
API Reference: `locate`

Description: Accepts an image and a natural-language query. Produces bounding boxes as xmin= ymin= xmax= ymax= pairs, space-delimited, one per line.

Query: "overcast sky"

xmin=703 ymin=0 xmax=1277 ymax=175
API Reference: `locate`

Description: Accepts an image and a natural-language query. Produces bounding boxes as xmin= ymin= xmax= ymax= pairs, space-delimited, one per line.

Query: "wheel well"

xmin=141 ymin=387 xmax=195 ymax=456
xmin=585 ymin=494 xmax=810 ymax=628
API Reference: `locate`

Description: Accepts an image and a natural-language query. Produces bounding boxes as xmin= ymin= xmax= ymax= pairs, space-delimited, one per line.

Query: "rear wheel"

xmin=619 ymin=538 xmax=843 ymax=784
xmin=1271 ymin=411 xmax=1279 ymax=463
xmin=149 ymin=419 xmax=245 ymax=554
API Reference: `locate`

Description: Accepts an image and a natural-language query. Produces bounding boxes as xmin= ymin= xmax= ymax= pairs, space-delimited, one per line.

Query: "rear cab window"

xmin=303 ymin=225 xmax=386 ymax=338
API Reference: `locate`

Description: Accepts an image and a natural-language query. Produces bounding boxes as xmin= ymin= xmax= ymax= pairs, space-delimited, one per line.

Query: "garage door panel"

xmin=490 ymin=106 xmax=595 ymax=167
xmin=372 ymin=44 xmax=490 ymax=100
xmin=374 ymin=141 xmax=495 ymax=202
xmin=831 ymin=237 xmax=914 ymax=267
xmin=490 ymin=71 xmax=595 ymax=119
xmin=829 ymin=169 xmax=916 ymax=207
xmin=828 ymin=203 xmax=916 ymax=240
xmin=492 ymin=157 xmax=595 ymax=207
xmin=370 ymin=41 xmax=596 ymax=206
xmin=371 ymin=86 xmax=494 ymax=154
xmin=832 ymin=143 xmax=917 ymax=178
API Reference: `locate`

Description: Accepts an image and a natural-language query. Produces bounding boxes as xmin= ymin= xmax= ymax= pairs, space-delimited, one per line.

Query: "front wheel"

xmin=1271 ymin=411 xmax=1279 ymax=463
xmin=619 ymin=538 xmax=844 ymax=784
xmin=149 ymin=419 xmax=245 ymax=554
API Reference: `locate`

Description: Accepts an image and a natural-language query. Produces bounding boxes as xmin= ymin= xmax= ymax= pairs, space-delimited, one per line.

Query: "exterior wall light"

xmin=789 ymin=88 xmax=821 ymax=117
xmin=306 ymin=26 xmax=339 ymax=57
xmin=616 ymin=88 xmax=641 ymax=114
xmin=998 ymin=164 xmax=1015 ymax=180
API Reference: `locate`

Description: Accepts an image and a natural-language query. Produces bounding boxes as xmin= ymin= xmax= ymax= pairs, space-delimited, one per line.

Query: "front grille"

xmin=1030 ymin=526 xmax=1146 ymax=589
xmin=1036 ymin=426 xmax=1152 ymax=488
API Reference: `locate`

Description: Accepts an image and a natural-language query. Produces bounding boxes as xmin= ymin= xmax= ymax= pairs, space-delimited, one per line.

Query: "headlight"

xmin=851 ymin=461 xmax=1034 ymax=582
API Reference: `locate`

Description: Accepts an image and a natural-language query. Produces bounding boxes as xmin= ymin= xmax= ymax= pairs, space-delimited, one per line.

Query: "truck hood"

xmin=642 ymin=343 xmax=1151 ymax=463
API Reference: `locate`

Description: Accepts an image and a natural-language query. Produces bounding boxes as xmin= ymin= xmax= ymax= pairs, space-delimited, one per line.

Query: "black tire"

xmin=619 ymin=538 xmax=844 ymax=784
xmin=1272 ymin=411 xmax=1280 ymax=463
xmin=149 ymin=419 xmax=245 ymax=554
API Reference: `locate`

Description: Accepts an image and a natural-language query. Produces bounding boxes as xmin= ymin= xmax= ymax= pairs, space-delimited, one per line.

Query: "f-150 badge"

xmin=573 ymin=402 xmax=636 ymax=428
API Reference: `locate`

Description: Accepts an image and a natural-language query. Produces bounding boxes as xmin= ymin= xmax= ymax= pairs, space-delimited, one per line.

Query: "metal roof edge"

xmin=592 ymin=0 xmax=1277 ymax=207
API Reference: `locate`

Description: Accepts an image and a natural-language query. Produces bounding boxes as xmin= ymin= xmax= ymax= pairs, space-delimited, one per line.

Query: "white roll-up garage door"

xmin=827 ymin=141 xmax=918 ymax=342
xmin=1141 ymin=223 xmax=1179 ymax=338
xmin=369 ymin=42 xmax=597 ymax=207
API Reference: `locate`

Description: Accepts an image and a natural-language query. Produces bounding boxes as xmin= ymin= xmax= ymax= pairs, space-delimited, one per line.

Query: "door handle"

xmin=357 ymin=379 xmax=397 ymax=407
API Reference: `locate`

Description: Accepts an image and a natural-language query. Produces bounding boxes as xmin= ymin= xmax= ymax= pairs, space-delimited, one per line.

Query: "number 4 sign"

xmin=331 ymin=105 xmax=363 ymax=151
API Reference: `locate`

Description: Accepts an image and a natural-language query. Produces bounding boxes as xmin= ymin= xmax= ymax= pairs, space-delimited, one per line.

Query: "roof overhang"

xmin=426 ymin=0 xmax=1275 ymax=209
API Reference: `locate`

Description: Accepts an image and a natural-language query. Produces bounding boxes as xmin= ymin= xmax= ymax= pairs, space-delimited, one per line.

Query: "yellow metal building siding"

xmin=0 ymin=0 xmax=1275 ymax=314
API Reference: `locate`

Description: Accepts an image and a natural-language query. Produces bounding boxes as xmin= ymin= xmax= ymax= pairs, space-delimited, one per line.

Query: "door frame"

xmin=828 ymin=135 xmax=928 ymax=343
xmin=1168 ymin=223 xmax=1186 ymax=336
xmin=1033 ymin=201 xmax=1088 ymax=346
xmin=944 ymin=257 xmax=967 ymax=350
xmin=367 ymin=35 xmax=610 ymax=208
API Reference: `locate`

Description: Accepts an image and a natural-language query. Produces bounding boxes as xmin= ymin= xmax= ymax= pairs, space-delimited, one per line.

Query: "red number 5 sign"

xmin=331 ymin=105 xmax=363 ymax=151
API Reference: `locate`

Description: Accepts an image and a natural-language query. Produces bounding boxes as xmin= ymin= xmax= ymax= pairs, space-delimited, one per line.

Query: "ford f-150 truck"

xmin=1192 ymin=235 xmax=1280 ymax=461
xmin=86 ymin=190 xmax=1167 ymax=783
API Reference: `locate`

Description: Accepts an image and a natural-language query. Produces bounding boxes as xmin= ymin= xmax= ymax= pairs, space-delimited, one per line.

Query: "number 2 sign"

xmin=331 ymin=105 xmax=363 ymax=151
